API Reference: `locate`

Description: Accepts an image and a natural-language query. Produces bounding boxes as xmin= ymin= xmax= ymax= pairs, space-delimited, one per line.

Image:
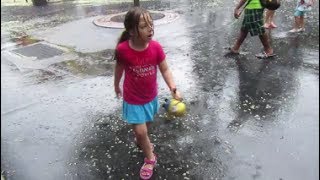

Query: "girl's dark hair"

xmin=113 ymin=7 xmax=151 ymax=60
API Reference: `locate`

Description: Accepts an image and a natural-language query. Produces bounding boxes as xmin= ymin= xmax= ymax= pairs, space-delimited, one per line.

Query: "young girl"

xmin=289 ymin=0 xmax=315 ymax=32
xmin=113 ymin=7 xmax=182 ymax=180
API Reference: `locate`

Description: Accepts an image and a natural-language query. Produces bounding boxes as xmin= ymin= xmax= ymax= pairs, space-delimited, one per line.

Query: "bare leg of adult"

xmin=231 ymin=29 xmax=249 ymax=53
xmin=264 ymin=10 xmax=271 ymax=27
xmin=269 ymin=10 xmax=277 ymax=27
xmin=269 ymin=10 xmax=274 ymax=22
xmin=258 ymin=33 xmax=273 ymax=55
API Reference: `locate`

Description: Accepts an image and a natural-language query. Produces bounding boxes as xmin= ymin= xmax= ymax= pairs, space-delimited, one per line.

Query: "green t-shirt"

xmin=245 ymin=0 xmax=262 ymax=9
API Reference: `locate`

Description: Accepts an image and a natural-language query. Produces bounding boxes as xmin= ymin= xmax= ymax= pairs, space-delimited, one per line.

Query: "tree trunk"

xmin=134 ymin=0 xmax=140 ymax=6
xmin=31 ymin=0 xmax=47 ymax=6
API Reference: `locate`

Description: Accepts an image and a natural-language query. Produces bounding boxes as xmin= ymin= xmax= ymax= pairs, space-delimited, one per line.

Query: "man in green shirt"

xmin=229 ymin=0 xmax=275 ymax=58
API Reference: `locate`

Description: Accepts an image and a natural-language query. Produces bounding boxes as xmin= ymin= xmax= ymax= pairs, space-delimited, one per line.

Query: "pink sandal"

xmin=140 ymin=155 xmax=157 ymax=180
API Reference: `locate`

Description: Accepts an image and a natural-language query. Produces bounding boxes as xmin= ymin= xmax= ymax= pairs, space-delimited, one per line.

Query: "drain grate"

xmin=12 ymin=43 xmax=65 ymax=60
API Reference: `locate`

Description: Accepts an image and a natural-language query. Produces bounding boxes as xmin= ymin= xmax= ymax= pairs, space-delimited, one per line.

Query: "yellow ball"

xmin=168 ymin=99 xmax=186 ymax=117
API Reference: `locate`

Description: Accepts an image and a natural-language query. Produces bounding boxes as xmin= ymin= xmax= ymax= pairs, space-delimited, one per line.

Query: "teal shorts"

xmin=122 ymin=97 xmax=159 ymax=124
xmin=294 ymin=5 xmax=312 ymax=16
xmin=294 ymin=10 xmax=305 ymax=17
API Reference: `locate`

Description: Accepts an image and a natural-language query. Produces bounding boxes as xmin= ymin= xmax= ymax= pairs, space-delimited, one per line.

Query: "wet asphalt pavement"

xmin=1 ymin=0 xmax=319 ymax=180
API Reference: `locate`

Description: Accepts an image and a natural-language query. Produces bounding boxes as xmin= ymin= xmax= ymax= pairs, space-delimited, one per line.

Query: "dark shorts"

xmin=242 ymin=9 xmax=265 ymax=36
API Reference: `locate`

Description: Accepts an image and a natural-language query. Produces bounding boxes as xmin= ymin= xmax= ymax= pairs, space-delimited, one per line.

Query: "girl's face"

xmin=135 ymin=13 xmax=154 ymax=42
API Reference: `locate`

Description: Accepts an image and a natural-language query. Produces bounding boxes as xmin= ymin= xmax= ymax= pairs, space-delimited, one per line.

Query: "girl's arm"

xmin=159 ymin=60 xmax=182 ymax=100
xmin=114 ymin=61 xmax=124 ymax=98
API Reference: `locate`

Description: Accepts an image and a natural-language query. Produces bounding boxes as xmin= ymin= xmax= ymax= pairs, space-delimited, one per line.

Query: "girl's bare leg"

xmin=294 ymin=16 xmax=300 ymax=29
xmin=132 ymin=124 xmax=154 ymax=160
xmin=300 ymin=16 xmax=305 ymax=29
xmin=133 ymin=124 xmax=155 ymax=176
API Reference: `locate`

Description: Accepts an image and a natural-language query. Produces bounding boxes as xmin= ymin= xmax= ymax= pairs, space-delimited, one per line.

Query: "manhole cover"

xmin=93 ymin=11 xmax=179 ymax=29
xmin=12 ymin=43 xmax=64 ymax=60
xmin=110 ymin=12 xmax=165 ymax=23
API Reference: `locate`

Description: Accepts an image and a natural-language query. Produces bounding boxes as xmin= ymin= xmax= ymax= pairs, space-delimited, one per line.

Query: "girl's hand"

xmin=115 ymin=86 xmax=122 ymax=98
xmin=171 ymin=88 xmax=182 ymax=101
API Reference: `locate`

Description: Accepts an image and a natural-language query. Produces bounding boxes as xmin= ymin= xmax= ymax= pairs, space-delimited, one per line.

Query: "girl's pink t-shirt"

xmin=116 ymin=40 xmax=166 ymax=105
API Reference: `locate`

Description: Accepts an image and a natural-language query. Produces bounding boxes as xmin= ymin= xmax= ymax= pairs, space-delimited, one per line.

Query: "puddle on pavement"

xmin=301 ymin=49 xmax=319 ymax=73
xmin=1 ymin=30 xmax=42 ymax=50
xmin=2 ymin=1 xmax=318 ymax=179
xmin=63 ymin=100 xmax=231 ymax=179
xmin=110 ymin=12 xmax=165 ymax=22
xmin=11 ymin=35 xmax=41 ymax=46
xmin=25 ymin=69 xmax=64 ymax=84
xmin=50 ymin=50 xmax=115 ymax=77
xmin=51 ymin=59 xmax=113 ymax=77
xmin=20 ymin=49 xmax=115 ymax=84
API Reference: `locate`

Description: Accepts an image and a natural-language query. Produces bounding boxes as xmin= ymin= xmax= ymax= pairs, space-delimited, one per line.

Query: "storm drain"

xmin=12 ymin=43 xmax=65 ymax=60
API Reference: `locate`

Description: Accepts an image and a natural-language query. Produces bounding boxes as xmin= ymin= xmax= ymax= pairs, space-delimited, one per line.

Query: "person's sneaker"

xmin=289 ymin=28 xmax=299 ymax=33
xmin=298 ymin=28 xmax=305 ymax=32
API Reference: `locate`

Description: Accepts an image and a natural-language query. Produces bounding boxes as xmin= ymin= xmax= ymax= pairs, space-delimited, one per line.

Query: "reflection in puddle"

xmin=12 ymin=35 xmax=40 ymax=46
xmin=52 ymin=59 xmax=113 ymax=77
xmin=301 ymin=49 xmax=319 ymax=72
xmin=21 ymin=49 xmax=115 ymax=84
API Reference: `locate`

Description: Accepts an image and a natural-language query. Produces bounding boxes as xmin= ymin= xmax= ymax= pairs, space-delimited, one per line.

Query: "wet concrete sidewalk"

xmin=1 ymin=0 xmax=319 ymax=180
